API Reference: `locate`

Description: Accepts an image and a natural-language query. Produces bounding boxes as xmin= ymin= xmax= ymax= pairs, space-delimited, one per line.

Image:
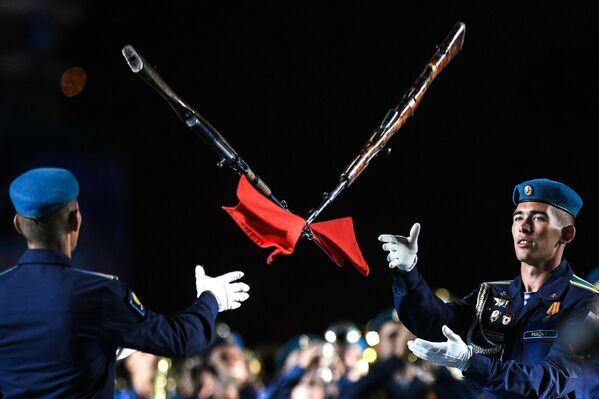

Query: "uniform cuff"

xmin=462 ymin=353 xmax=493 ymax=387
xmin=197 ymin=291 xmax=219 ymax=315
xmin=391 ymin=266 xmax=422 ymax=290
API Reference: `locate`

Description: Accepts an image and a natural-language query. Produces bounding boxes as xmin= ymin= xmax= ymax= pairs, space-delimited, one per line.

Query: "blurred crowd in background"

xmin=114 ymin=270 xmax=599 ymax=399
xmin=113 ymin=288 xmax=482 ymax=399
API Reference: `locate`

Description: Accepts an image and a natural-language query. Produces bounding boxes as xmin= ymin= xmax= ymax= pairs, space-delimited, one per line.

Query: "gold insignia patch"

xmin=493 ymin=297 xmax=509 ymax=308
xmin=129 ymin=291 xmax=146 ymax=317
xmin=132 ymin=291 xmax=142 ymax=306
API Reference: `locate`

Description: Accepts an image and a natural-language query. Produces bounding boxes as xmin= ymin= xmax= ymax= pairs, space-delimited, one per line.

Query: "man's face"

xmin=377 ymin=321 xmax=415 ymax=359
xmin=511 ymin=202 xmax=565 ymax=267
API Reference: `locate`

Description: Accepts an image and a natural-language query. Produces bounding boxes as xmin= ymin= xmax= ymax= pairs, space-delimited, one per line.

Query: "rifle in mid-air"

xmin=121 ymin=21 xmax=466 ymax=276
xmin=302 ymin=21 xmax=466 ymax=234
xmin=122 ymin=44 xmax=286 ymax=210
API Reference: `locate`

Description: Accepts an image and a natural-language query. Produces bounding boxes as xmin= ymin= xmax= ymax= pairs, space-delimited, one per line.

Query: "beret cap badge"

xmin=524 ymin=185 xmax=534 ymax=196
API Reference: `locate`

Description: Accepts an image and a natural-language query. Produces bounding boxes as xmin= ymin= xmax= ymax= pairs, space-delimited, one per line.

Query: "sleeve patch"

xmin=129 ymin=291 xmax=146 ymax=317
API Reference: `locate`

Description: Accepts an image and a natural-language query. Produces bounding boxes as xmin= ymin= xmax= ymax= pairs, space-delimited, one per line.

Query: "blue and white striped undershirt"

xmin=523 ymin=291 xmax=535 ymax=306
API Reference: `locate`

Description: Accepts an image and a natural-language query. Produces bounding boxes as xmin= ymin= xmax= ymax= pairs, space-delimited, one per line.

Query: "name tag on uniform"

xmin=523 ymin=330 xmax=558 ymax=340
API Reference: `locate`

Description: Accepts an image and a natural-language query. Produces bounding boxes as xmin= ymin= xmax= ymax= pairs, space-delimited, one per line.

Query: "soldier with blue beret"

xmin=259 ymin=334 xmax=325 ymax=399
xmin=378 ymin=178 xmax=599 ymax=398
xmin=0 ymin=167 xmax=251 ymax=397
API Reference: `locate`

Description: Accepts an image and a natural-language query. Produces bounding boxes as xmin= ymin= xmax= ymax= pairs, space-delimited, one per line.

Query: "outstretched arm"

xmin=100 ymin=266 xmax=250 ymax=358
xmin=379 ymin=223 xmax=475 ymax=340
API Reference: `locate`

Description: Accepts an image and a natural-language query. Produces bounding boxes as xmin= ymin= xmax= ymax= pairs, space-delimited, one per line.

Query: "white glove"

xmin=378 ymin=222 xmax=420 ymax=271
xmin=406 ymin=325 xmax=472 ymax=371
xmin=195 ymin=265 xmax=250 ymax=312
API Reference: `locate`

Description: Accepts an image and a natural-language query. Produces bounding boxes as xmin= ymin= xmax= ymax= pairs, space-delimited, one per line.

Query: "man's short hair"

xmin=17 ymin=201 xmax=78 ymax=246
xmin=551 ymin=205 xmax=575 ymax=227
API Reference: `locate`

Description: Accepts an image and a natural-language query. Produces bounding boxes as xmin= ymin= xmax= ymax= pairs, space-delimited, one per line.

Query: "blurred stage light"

xmin=362 ymin=347 xmax=377 ymax=363
xmin=365 ymin=331 xmax=380 ymax=346
xmin=324 ymin=330 xmax=336 ymax=343
xmin=346 ymin=329 xmax=361 ymax=344
xmin=60 ymin=66 xmax=86 ymax=97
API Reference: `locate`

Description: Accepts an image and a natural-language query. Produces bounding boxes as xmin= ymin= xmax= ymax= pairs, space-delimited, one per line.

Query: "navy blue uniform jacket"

xmin=391 ymin=260 xmax=599 ymax=398
xmin=0 ymin=249 xmax=218 ymax=398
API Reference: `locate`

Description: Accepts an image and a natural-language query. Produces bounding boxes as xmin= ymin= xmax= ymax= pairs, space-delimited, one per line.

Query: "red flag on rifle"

xmin=222 ymin=176 xmax=369 ymax=276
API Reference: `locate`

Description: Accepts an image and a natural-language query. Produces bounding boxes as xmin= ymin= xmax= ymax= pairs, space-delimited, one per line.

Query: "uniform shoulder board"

xmin=71 ymin=267 xmax=119 ymax=280
xmin=485 ymin=280 xmax=512 ymax=285
xmin=570 ymin=274 xmax=599 ymax=294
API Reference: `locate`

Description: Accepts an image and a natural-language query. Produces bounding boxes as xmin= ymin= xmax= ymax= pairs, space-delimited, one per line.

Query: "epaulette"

xmin=570 ymin=274 xmax=599 ymax=294
xmin=485 ymin=280 xmax=512 ymax=285
xmin=71 ymin=267 xmax=119 ymax=280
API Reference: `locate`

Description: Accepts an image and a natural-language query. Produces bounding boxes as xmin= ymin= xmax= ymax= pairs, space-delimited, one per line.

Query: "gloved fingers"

xmin=378 ymin=234 xmax=402 ymax=244
xmin=229 ymin=301 xmax=242 ymax=310
xmin=195 ymin=265 xmax=206 ymax=278
xmin=386 ymin=251 xmax=399 ymax=263
xmin=228 ymin=282 xmax=250 ymax=293
xmin=217 ymin=271 xmax=245 ymax=283
xmin=409 ymin=223 xmax=421 ymax=249
xmin=442 ymin=325 xmax=461 ymax=342
xmin=411 ymin=338 xmax=443 ymax=353
xmin=407 ymin=341 xmax=433 ymax=361
xmin=388 ymin=257 xmax=402 ymax=268
xmin=229 ymin=292 xmax=250 ymax=302
xmin=381 ymin=243 xmax=400 ymax=252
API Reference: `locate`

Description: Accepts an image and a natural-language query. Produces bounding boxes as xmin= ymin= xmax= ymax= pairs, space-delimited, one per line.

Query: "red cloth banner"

xmin=222 ymin=176 xmax=369 ymax=276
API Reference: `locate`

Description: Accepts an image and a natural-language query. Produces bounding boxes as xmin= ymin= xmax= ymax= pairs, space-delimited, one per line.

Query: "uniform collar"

xmin=492 ymin=259 xmax=573 ymax=302
xmin=535 ymin=259 xmax=573 ymax=302
xmin=494 ymin=276 xmax=522 ymax=299
xmin=17 ymin=249 xmax=73 ymax=267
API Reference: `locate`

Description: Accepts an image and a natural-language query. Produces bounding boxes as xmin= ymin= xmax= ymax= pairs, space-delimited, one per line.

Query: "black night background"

xmin=1 ymin=1 xmax=597 ymax=361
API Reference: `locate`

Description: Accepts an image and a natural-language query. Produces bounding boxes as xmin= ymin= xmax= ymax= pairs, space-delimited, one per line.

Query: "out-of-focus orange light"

xmin=60 ymin=66 xmax=87 ymax=97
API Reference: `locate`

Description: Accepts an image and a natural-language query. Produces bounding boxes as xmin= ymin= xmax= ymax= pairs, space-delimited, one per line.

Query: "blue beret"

xmin=512 ymin=178 xmax=582 ymax=218
xmin=274 ymin=334 xmax=322 ymax=370
xmin=367 ymin=307 xmax=399 ymax=333
xmin=9 ymin=167 xmax=79 ymax=218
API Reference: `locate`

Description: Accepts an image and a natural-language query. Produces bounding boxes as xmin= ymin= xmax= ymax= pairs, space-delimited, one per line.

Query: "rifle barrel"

xmin=122 ymin=45 xmax=286 ymax=209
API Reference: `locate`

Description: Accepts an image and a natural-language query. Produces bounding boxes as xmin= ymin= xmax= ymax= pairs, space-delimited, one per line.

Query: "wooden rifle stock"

xmin=344 ymin=21 xmax=465 ymax=185
xmin=304 ymin=22 xmax=465 ymax=228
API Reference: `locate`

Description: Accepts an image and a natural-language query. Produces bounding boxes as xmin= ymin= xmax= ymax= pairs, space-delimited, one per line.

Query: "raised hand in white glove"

xmin=195 ymin=265 xmax=250 ymax=312
xmin=406 ymin=325 xmax=472 ymax=371
xmin=378 ymin=222 xmax=420 ymax=271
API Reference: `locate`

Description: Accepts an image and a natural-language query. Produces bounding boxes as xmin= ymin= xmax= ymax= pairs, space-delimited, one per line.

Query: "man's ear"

xmin=13 ymin=215 xmax=23 ymax=235
xmin=561 ymin=225 xmax=576 ymax=244
xmin=68 ymin=209 xmax=81 ymax=233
